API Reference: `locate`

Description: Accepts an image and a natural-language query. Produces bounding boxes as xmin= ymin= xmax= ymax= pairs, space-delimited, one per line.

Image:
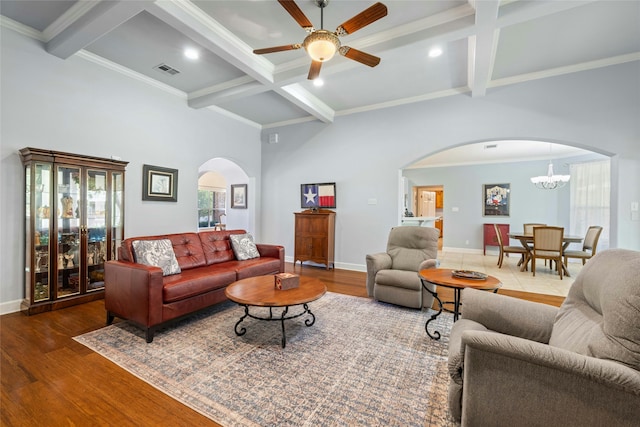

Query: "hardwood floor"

xmin=1 ymin=263 xmax=563 ymax=426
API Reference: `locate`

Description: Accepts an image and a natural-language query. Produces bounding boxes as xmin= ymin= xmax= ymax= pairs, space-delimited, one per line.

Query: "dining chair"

xmin=532 ymin=226 xmax=565 ymax=279
xmin=563 ymin=226 xmax=603 ymax=266
xmin=523 ymin=223 xmax=546 ymax=235
xmin=494 ymin=224 xmax=528 ymax=268
xmin=524 ymin=223 xmax=547 ymax=266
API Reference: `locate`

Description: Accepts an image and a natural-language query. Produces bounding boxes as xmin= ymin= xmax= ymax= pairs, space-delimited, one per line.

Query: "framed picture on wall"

xmin=301 ymin=182 xmax=336 ymax=209
xmin=231 ymin=184 xmax=247 ymax=209
xmin=483 ymin=183 xmax=510 ymax=216
xmin=142 ymin=164 xmax=178 ymax=202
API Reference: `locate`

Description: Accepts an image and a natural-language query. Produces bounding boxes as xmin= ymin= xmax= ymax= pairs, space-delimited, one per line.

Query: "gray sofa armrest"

xmin=460 ymin=288 xmax=559 ymax=343
xmin=365 ymin=252 xmax=391 ymax=297
xmin=459 ymin=330 xmax=640 ymax=426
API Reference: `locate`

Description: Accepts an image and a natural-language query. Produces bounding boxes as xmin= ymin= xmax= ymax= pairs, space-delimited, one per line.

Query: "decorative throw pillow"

xmin=229 ymin=233 xmax=260 ymax=261
xmin=132 ymin=239 xmax=181 ymax=276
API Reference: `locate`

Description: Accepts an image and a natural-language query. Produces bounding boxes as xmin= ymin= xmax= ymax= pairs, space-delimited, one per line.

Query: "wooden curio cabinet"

xmin=20 ymin=148 xmax=128 ymax=314
xmin=294 ymin=209 xmax=335 ymax=270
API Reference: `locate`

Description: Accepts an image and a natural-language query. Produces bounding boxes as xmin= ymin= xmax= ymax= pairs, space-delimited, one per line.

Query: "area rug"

xmin=75 ymin=292 xmax=458 ymax=426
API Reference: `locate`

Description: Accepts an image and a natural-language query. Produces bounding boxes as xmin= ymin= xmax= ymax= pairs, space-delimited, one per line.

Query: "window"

xmin=569 ymin=159 xmax=610 ymax=250
xmin=198 ymin=188 xmax=226 ymax=229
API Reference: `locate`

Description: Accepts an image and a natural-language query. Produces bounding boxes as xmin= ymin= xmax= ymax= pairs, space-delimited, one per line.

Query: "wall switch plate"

xmin=452 ymin=207 xmax=459 ymax=212
xmin=368 ymin=198 xmax=377 ymax=205
xmin=631 ymin=201 xmax=639 ymax=212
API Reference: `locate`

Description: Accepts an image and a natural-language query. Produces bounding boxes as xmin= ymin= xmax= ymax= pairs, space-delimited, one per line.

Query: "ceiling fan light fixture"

xmin=304 ymin=30 xmax=340 ymax=62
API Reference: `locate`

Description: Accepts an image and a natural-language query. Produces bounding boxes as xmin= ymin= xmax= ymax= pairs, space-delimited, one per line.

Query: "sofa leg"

xmin=106 ymin=311 xmax=115 ymax=326
xmin=145 ymin=328 xmax=155 ymax=343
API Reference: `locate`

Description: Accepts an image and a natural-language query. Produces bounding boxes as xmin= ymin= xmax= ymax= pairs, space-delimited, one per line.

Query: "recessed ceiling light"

xmin=313 ymin=78 xmax=324 ymax=87
xmin=184 ymin=48 xmax=199 ymax=60
xmin=428 ymin=47 xmax=443 ymax=58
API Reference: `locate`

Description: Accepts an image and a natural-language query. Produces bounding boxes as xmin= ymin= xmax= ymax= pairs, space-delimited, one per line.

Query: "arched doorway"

xmin=400 ymin=140 xmax=611 ymax=251
xmin=199 ymin=158 xmax=254 ymax=234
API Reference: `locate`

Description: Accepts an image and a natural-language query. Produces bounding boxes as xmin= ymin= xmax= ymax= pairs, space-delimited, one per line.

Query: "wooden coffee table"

xmin=419 ymin=268 xmax=502 ymax=340
xmin=225 ymin=275 xmax=327 ymax=348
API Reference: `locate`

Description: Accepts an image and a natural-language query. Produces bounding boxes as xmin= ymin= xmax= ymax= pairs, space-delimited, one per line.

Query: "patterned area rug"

xmin=75 ymin=292 xmax=458 ymax=426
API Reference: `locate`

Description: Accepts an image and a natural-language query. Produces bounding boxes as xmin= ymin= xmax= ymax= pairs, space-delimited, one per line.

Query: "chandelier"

xmin=531 ymin=161 xmax=570 ymax=189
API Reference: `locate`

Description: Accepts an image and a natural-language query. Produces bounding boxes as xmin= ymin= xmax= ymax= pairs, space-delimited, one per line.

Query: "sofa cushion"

xmin=167 ymin=233 xmax=207 ymax=270
xmin=549 ymin=249 xmax=640 ymax=371
xmin=132 ymin=239 xmax=181 ymax=276
xmin=230 ymin=233 xmax=260 ymax=261
xmin=235 ymin=257 xmax=282 ymax=279
xmin=198 ymin=230 xmax=242 ymax=265
xmin=123 ymin=233 xmax=206 ymax=270
xmin=163 ymin=265 xmax=237 ymax=303
xmin=375 ymin=269 xmax=422 ymax=291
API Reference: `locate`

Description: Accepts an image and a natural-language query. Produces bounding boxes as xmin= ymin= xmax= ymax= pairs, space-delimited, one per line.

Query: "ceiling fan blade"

xmin=336 ymin=2 xmax=387 ymax=35
xmin=253 ymin=44 xmax=302 ymax=55
xmin=339 ymin=46 xmax=380 ymax=67
xmin=278 ymin=0 xmax=314 ymax=30
xmin=307 ymin=60 xmax=322 ymax=80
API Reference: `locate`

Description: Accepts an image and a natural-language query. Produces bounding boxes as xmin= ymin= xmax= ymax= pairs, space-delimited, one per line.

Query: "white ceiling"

xmin=1 ymin=0 xmax=637 ymax=165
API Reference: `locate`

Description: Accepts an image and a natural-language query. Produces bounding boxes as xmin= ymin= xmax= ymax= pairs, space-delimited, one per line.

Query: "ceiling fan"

xmin=253 ymin=0 xmax=388 ymax=80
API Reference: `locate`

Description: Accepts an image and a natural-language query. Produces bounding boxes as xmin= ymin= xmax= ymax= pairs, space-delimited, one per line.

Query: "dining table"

xmin=508 ymin=231 xmax=583 ymax=276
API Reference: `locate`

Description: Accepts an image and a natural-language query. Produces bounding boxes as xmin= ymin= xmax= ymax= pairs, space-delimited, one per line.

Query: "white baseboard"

xmin=0 ymin=299 xmax=22 ymax=315
xmin=285 ymin=256 xmax=366 ymax=272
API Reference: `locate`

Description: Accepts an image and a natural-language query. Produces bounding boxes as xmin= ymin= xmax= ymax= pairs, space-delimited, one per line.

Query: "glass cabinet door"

xmin=56 ymin=165 xmax=81 ymax=298
xmin=28 ymin=163 xmax=53 ymax=302
xmin=111 ymin=171 xmax=124 ymax=260
xmin=86 ymin=169 xmax=107 ymax=290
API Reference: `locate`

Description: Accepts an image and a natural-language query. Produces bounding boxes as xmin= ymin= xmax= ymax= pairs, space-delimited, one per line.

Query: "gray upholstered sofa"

xmin=447 ymin=249 xmax=640 ymax=426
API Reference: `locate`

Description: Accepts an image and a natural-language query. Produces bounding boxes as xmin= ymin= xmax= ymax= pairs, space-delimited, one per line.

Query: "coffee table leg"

xmin=453 ymin=288 xmax=462 ymax=322
xmin=303 ymin=303 xmax=316 ymax=327
xmin=422 ymin=279 xmax=442 ymax=340
xmin=232 ymin=303 xmax=319 ymax=348
xmin=280 ymin=306 xmax=289 ymax=348
xmin=234 ymin=305 xmax=250 ymax=336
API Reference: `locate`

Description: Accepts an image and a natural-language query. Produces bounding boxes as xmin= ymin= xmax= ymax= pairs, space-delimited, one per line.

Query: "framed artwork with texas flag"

xmin=301 ymin=182 xmax=336 ymax=209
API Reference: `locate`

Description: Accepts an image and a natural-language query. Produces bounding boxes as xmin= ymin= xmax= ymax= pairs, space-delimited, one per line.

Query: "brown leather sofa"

xmin=104 ymin=229 xmax=284 ymax=342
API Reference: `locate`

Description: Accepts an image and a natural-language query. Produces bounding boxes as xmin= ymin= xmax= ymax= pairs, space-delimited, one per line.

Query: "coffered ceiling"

xmin=1 ymin=0 xmax=639 ymax=132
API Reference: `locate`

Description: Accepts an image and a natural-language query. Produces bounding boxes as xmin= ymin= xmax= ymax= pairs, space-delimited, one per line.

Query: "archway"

xmin=400 ymin=139 xmax=611 ymax=251
xmin=199 ymin=158 xmax=254 ymax=234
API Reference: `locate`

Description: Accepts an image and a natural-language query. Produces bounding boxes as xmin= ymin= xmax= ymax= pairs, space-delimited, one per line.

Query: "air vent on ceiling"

xmin=484 ymin=144 xmax=498 ymax=149
xmin=154 ymin=63 xmax=181 ymax=76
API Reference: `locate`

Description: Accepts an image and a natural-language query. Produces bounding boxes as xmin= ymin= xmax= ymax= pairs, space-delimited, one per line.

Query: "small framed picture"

xmin=142 ymin=164 xmax=178 ymax=202
xmin=483 ymin=183 xmax=510 ymax=216
xmin=231 ymin=184 xmax=247 ymax=209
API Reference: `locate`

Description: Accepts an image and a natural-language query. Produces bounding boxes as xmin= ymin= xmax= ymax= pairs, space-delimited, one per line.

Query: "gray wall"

xmin=0 ymin=29 xmax=262 ymax=311
xmin=260 ymin=62 xmax=640 ymax=270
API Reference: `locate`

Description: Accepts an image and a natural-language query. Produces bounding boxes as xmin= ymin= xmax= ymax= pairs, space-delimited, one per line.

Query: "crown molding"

xmin=0 ymin=16 xmax=43 ymax=41
xmin=41 ymin=0 xmax=100 ymax=42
